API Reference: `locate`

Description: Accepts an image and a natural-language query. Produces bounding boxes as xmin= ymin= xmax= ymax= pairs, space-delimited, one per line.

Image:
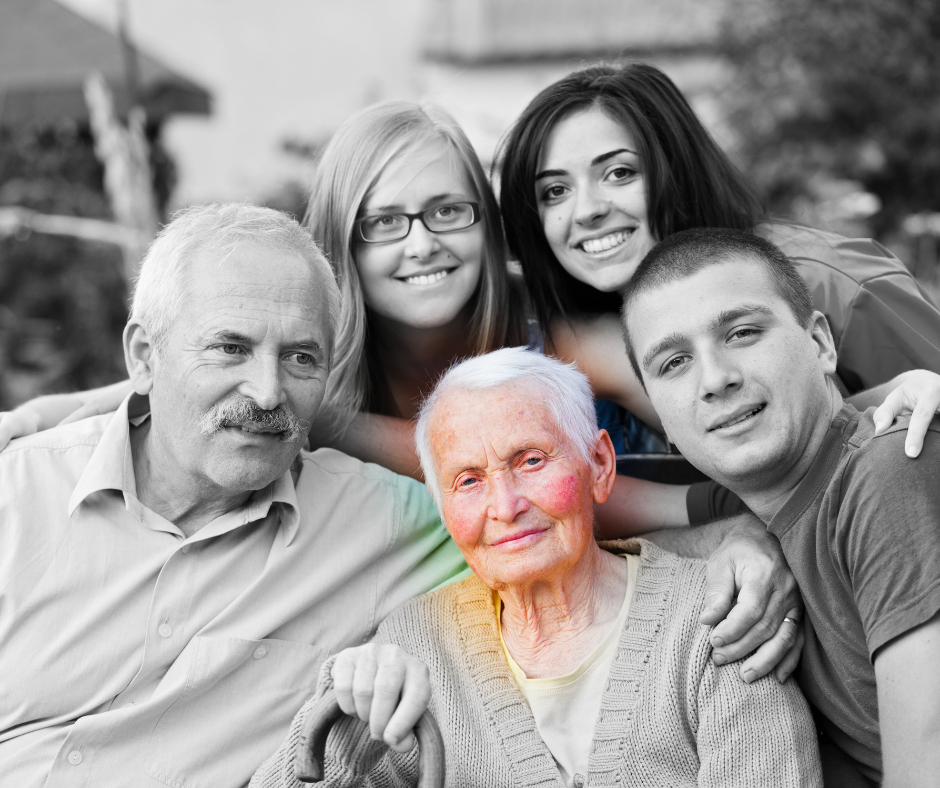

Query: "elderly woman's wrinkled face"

xmin=429 ymin=384 xmax=614 ymax=589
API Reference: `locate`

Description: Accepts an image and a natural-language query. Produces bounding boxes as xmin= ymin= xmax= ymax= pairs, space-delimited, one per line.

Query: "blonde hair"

xmin=306 ymin=101 xmax=522 ymax=426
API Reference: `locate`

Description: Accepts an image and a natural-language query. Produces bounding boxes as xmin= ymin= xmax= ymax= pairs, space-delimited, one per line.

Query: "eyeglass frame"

xmin=355 ymin=201 xmax=482 ymax=243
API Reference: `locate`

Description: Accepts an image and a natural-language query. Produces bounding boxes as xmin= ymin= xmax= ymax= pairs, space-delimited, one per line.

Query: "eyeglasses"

xmin=356 ymin=202 xmax=481 ymax=243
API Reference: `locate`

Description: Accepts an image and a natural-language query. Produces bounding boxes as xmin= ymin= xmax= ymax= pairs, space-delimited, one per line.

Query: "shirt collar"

xmin=68 ymin=395 xmax=301 ymax=544
xmin=68 ymin=394 xmax=138 ymax=516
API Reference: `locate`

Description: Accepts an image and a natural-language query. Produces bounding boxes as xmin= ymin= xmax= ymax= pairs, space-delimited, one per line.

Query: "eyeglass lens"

xmin=359 ymin=203 xmax=476 ymax=242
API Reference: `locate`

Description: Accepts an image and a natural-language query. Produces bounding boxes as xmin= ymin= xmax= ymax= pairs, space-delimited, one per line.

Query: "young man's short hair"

xmin=621 ymin=227 xmax=814 ymax=383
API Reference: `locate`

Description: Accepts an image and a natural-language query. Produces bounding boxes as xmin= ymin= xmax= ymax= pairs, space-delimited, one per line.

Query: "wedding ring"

xmin=783 ymin=616 xmax=799 ymax=625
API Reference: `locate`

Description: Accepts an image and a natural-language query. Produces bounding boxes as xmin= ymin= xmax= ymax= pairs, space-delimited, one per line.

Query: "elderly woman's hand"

xmin=330 ymin=643 xmax=431 ymax=753
xmin=699 ymin=515 xmax=804 ymax=684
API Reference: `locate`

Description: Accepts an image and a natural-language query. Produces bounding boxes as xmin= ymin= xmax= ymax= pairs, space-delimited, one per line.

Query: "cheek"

xmin=442 ymin=501 xmax=482 ymax=549
xmin=538 ymin=472 xmax=582 ymax=514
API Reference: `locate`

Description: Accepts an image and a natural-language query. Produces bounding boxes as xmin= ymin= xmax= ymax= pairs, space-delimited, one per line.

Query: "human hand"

xmin=330 ymin=643 xmax=431 ymax=753
xmin=872 ymin=370 xmax=940 ymax=458
xmin=0 ymin=409 xmax=40 ymax=451
xmin=699 ymin=517 xmax=804 ymax=683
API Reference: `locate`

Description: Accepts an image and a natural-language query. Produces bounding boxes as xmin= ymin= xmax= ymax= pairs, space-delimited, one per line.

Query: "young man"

xmin=621 ymin=227 xmax=940 ymax=788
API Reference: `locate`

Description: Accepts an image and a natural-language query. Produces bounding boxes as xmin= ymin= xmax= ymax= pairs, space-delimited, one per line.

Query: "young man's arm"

xmin=874 ymin=610 xmax=940 ymax=787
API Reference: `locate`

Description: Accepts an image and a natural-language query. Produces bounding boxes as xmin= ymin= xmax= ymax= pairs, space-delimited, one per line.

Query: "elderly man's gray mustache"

xmin=198 ymin=397 xmax=309 ymax=443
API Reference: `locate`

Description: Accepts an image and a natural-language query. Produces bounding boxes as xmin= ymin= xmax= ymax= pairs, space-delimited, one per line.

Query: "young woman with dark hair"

xmin=496 ymin=62 xmax=940 ymax=508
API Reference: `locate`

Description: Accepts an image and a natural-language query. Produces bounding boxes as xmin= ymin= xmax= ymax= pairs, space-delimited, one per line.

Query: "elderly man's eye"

xmin=289 ymin=352 xmax=313 ymax=365
xmin=221 ymin=344 xmax=243 ymax=355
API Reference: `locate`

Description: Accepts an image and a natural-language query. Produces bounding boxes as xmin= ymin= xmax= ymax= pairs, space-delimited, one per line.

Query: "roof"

xmin=0 ymin=0 xmax=211 ymax=125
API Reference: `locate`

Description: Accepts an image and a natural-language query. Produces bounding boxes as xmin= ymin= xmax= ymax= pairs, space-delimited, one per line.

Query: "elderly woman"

xmin=252 ymin=348 xmax=821 ymax=788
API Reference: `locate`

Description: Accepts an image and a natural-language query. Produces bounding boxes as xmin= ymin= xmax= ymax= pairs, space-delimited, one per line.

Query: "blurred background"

xmin=1 ymin=0 xmax=939 ymax=409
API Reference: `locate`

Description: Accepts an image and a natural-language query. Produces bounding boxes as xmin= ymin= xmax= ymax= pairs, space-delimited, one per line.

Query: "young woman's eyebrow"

xmin=362 ymin=193 xmax=463 ymax=214
xmin=591 ymin=148 xmax=636 ymax=166
xmin=536 ymin=148 xmax=637 ymax=181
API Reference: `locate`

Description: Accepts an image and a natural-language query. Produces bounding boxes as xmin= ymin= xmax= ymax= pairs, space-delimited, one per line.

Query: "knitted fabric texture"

xmin=251 ymin=539 xmax=821 ymax=787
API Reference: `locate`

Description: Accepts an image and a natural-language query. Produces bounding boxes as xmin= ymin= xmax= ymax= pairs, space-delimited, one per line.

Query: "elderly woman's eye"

xmin=523 ymin=455 xmax=543 ymax=466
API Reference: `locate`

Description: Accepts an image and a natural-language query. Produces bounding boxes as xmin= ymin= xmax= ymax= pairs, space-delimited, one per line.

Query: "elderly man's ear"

xmin=808 ymin=310 xmax=838 ymax=377
xmin=591 ymin=429 xmax=619 ymax=505
xmin=124 ymin=320 xmax=156 ymax=396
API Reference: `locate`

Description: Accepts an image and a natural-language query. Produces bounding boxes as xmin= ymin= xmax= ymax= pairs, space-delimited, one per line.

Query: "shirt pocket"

xmin=144 ymin=636 xmax=326 ymax=788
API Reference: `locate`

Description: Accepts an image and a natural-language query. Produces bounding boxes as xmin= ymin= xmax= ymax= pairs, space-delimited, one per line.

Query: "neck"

xmin=497 ymin=545 xmax=628 ymax=678
xmin=370 ymin=307 xmax=476 ymax=418
xmin=739 ymin=381 xmax=844 ymax=523
xmin=130 ymin=420 xmax=253 ymax=539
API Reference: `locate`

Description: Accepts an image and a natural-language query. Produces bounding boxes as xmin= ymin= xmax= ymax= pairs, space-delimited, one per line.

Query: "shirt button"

xmin=253 ymin=646 xmax=267 ymax=660
xmin=181 ymin=544 xmax=191 ymax=554
xmin=159 ymin=623 xmax=172 ymax=638
xmin=68 ymin=750 xmax=83 ymax=765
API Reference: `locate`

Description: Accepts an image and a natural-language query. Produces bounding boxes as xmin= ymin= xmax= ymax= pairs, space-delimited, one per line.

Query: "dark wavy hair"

xmin=497 ymin=62 xmax=765 ymax=339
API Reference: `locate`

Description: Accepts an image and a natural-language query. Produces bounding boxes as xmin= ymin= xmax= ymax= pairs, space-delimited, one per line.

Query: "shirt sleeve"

xmin=836 ymin=265 xmax=940 ymax=391
xmin=696 ymin=662 xmax=822 ymax=787
xmin=837 ymin=423 xmax=940 ymax=656
xmin=686 ymin=480 xmax=749 ymax=524
xmin=373 ymin=474 xmax=470 ymax=624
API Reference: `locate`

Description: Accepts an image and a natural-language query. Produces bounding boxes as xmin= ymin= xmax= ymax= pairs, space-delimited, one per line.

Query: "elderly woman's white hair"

xmin=415 ymin=347 xmax=599 ymax=508
xmin=130 ymin=203 xmax=340 ymax=354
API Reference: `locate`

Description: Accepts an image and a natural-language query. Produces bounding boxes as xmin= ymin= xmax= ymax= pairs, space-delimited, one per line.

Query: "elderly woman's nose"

xmin=485 ymin=474 xmax=529 ymax=522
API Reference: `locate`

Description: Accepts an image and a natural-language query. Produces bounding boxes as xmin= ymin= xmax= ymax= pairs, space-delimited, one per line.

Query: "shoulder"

xmin=843 ymin=407 xmax=940 ymax=482
xmin=296 ymin=447 xmax=429 ymax=500
xmin=0 ymin=414 xmax=110 ymax=471
xmin=377 ymin=575 xmax=489 ymax=646
xmin=756 ymin=221 xmax=911 ymax=285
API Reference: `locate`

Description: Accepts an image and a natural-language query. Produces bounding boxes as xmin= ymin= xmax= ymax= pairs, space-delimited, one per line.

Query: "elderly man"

xmin=0 ymin=205 xmax=800 ymax=786
xmin=252 ymin=347 xmax=820 ymax=788
xmin=621 ymin=227 xmax=940 ymax=788
xmin=0 ymin=204 xmax=467 ymax=787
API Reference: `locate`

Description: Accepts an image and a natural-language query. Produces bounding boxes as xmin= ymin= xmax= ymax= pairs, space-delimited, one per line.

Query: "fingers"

xmin=699 ymin=557 xmax=736 ymax=626
xmin=710 ymin=577 xmax=787 ymax=663
xmin=736 ymin=608 xmax=804 ymax=684
xmin=872 ymin=389 xmax=904 ymax=435
xmin=329 ymin=644 xmax=430 ymax=752
xmin=0 ymin=411 xmax=39 ymax=451
xmin=905 ymin=397 xmax=939 ymax=458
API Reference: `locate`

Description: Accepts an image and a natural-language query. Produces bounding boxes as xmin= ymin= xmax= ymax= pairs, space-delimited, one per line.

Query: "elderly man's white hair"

xmin=415 ymin=347 xmax=599 ymax=509
xmin=130 ymin=203 xmax=340 ymax=353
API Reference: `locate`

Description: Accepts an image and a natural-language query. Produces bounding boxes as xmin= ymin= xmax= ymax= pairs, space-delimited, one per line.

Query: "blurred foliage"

xmin=0 ymin=119 xmax=175 ymax=409
xmin=721 ymin=0 xmax=940 ymax=237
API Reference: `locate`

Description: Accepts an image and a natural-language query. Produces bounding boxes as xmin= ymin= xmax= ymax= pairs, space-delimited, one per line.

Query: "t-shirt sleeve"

xmin=837 ymin=267 xmax=940 ymax=391
xmin=838 ymin=422 xmax=940 ymax=656
xmin=686 ymin=480 xmax=749 ymax=524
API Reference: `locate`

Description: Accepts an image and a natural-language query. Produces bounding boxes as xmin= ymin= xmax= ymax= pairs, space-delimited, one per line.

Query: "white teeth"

xmin=581 ymin=231 xmax=630 ymax=254
xmin=719 ymin=406 xmax=764 ymax=430
xmin=403 ymin=269 xmax=451 ymax=286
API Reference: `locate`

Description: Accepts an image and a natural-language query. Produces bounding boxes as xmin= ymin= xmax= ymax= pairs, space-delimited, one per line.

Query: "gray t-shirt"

xmin=768 ymin=404 xmax=940 ymax=786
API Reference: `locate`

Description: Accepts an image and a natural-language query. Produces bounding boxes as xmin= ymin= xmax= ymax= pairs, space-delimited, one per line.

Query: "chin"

xmin=206 ymin=451 xmax=295 ymax=492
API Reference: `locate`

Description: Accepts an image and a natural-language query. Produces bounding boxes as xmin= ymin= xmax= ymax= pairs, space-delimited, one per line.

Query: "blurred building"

xmin=55 ymin=0 xmax=735 ymax=206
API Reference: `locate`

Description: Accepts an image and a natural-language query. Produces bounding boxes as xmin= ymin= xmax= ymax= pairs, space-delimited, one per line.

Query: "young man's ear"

xmin=808 ymin=310 xmax=838 ymax=377
xmin=124 ymin=320 xmax=156 ymax=395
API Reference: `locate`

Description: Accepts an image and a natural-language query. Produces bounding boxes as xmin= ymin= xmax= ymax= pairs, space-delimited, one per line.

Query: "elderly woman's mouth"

xmin=490 ymin=527 xmax=549 ymax=547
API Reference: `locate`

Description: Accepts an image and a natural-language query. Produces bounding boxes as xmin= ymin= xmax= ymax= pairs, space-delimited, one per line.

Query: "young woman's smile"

xmin=536 ymin=107 xmax=656 ymax=294
xmin=356 ymin=139 xmax=485 ymax=329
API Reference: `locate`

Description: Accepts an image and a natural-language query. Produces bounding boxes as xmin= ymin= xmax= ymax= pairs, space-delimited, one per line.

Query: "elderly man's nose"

xmin=486 ymin=475 xmax=529 ymax=523
xmin=241 ymin=355 xmax=286 ymax=411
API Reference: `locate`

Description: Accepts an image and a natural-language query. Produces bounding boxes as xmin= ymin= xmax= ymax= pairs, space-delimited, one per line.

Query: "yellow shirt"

xmin=497 ymin=554 xmax=638 ymax=788
xmin=0 ymin=396 xmax=467 ymax=788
